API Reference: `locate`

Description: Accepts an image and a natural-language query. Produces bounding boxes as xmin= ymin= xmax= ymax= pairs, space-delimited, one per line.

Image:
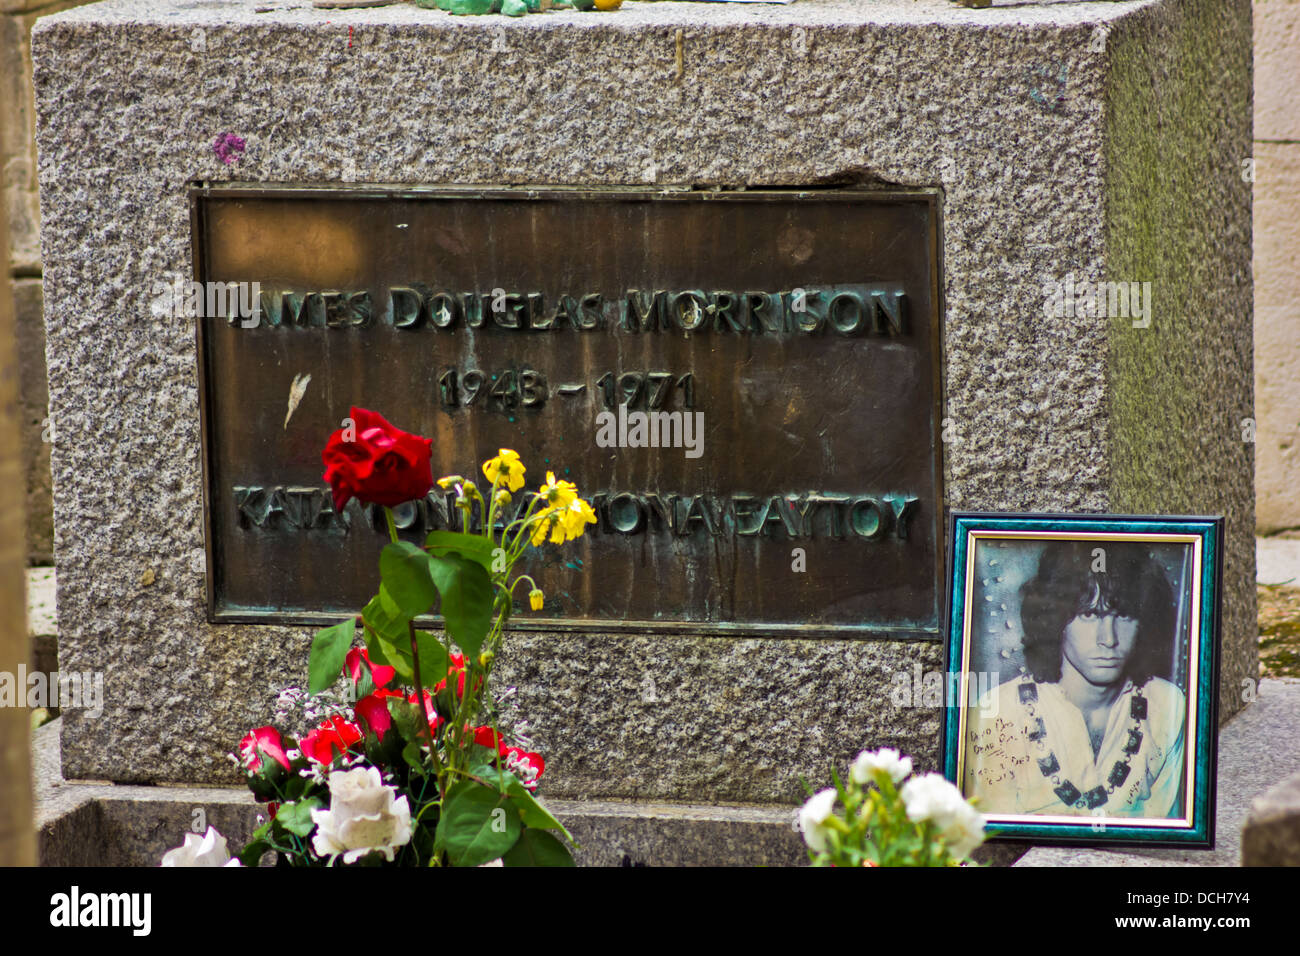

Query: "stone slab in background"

xmin=1 ymin=0 xmax=94 ymax=274
xmin=12 ymin=278 xmax=50 ymax=563
xmin=1254 ymin=0 xmax=1300 ymax=144
xmin=30 ymin=0 xmax=1254 ymax=802
xmin=1 ymin=0 xmax=100 ymax=566
xmin=1253 ymin=140 xmax=1300 ymax=532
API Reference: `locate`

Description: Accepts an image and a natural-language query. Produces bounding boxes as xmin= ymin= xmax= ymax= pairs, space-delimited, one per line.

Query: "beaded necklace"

xmin=1018 ymin=677 xmax=1147 ymax=811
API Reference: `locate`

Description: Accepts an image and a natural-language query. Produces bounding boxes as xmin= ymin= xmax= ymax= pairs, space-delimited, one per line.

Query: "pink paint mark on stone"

xmin=213 ymin=132 xmax=247 ymax=166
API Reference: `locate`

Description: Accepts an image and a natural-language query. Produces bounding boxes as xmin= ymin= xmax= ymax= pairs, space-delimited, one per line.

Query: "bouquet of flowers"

xmin=167 ymin=407 xmax=593 ymax=867
xmin=799 ymin=748 xmax=987 ymax=867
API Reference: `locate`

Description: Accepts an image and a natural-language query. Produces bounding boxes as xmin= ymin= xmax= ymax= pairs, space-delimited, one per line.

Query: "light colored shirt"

xmin=964 ymin=676 xmax=1186 ymax=818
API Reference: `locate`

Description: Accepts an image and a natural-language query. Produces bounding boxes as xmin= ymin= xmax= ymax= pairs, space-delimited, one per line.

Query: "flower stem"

xmin=385 ymin=507 xmax=434 ymax=760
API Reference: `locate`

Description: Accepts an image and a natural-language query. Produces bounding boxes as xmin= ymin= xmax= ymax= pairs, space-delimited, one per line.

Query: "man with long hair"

xmin=965 ymin=541 xmax=1186 ymax=818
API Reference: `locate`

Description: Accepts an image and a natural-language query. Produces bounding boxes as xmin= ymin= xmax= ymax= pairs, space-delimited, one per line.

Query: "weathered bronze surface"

xmin=191 ymin=185 xmax=944 ymax=637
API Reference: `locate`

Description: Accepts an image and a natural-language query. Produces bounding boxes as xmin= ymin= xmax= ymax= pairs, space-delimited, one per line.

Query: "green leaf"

xmin=362 ymin=588 xmax=414 ymax=683
xmin=369 ymin=629 xmax=413 ymax=684
xmin=437 ymin=781 xmax=522 ymax=867
xmin=386 ymin=696 xmax=424 ymax=742
xmin=425 ymin=531 xmax=497 ymax=574
xmin=414 ymin=631 xmax=449 ymax=687
xmin=308 ymin=618 xmax=355 ymax=695
xmin=507 ymin=788 xmax=573 ymax=841
xmin=381 ymin=541 xmax=439 ymax=617
xmin=475 ymin=765 xmax=574 ymax=842
xmin=502 ymin=828 xmax=575 ymax=867
xmin=274 ymin=796 xmax=324 ymax=837
xmin=363 ymin=586 xmax=408 ymax=639
xmin=238 ymin=838 xmax=275 ymax=868
xmin=428 ymin=553 xmax=493 ymax=658
xmin=401 ymin=740 xmax=426 ymax=772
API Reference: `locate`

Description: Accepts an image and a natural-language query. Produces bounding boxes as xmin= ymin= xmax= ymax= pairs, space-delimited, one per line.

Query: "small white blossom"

xmin=160 ymin=826 xmax=243 ymax=867
xmin=850 ymin=748 xmax=913 ymax=786
xmin=798 ymin=789 xmax=838 ymax=853
xmin=900 ymin=773 xmax=986 ymax=859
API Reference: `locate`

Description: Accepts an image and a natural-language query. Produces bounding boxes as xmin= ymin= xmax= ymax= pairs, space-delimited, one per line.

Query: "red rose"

xmin=435 ymin=652 xmax=482 ymax=700
xmin=238 ymin=726 xmax=291 ymax=773
xmin=345 ymin=647 xmax=396 ymax=690
xmin=321 ymin=407 xmax=434 ymax=512
xmin=409 ymin=689 xmax=444 ymax=734
xmin=299 ymin=715 xmax=364 ymax=764
xmin=472 ymin=726 xmax=505 ymax=751
xmin=354 ymin=689 xmax=403 ymax=742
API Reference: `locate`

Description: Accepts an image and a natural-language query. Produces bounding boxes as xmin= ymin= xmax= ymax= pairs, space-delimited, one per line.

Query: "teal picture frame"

xmin=942 ymin=513 xmax=1222 ymax=849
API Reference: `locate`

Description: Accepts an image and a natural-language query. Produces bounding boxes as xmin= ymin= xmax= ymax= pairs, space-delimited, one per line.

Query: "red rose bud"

xmin=408 ymin=689 xmax=444 ymax=734
xmin=354 ymin=689 xmax=403 ymax=743
xmin=345 ymin=647 xmax=396 ymax=690
xmin=472 ymin=726 xmax=506 ymax=751
xmin=238 ymin=726 xmax=291 ymax=773
xmin=321 ymin=406 xmax=434 ymax=512
xmin=299 ymin=715 xmax=364 ymax=764
xmin=434 ymin=652 xmax=482 ymax=700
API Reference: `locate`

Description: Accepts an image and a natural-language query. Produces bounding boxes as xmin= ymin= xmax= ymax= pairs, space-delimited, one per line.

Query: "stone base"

xmin=32 ymin=0 xmax=1256 ymax=797
xmin=32 ymin=720 xmax=1026 ymax=866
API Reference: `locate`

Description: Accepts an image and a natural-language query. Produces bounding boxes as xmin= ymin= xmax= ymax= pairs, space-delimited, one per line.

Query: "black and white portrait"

xmin=959 ymin=537 xmax=1196 ymax=822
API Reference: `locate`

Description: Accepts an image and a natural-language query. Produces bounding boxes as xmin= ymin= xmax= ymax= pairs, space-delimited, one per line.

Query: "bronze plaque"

xmin=191 ymin=185 xmax=944 ymax=637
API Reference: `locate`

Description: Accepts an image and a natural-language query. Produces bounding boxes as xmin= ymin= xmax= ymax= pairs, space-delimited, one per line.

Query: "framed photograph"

xmin=942 ymin=513 xmax=1222 ymax=848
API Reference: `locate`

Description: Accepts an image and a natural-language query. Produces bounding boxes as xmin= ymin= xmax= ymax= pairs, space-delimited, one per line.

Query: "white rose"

xmin=934 ymin=800 xmax=986 ymax=859
xmin=310 ymin=766 xmax=412 ymax=865
xmin=850 ymin=747 xmax=913 ymax=786
xmin=900 ymin=773 xmax=986 ymax=859
xmin=160 ymin=826 xmax=243 ymax=867
xmin=798 ymin=788 xmax=839 ymax=853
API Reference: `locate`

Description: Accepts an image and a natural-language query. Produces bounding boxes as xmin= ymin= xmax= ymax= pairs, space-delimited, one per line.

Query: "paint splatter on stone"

xmin=213 ymin=132 xmax=246 ymax=165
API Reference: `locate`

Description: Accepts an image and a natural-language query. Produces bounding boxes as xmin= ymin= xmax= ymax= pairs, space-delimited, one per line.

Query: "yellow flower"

xmin=529 ymin=511 xmax=558 ymax=547
xmin=493 ymin=489 xmax=511 ymax=508
xmin=529 ymin=588 xmax=544 ymax=611
xmin=483 ymin=449 xmax=526 ymax=493
xmin=538 ymin=471 xmax=578 ymax=509
xmin=526 ymin=474 xmax=588 ymax=546
xmin=436 ymin=475 xmax=464 ymax=489
xmin=559 ymin=498 xmax=597 ymax=541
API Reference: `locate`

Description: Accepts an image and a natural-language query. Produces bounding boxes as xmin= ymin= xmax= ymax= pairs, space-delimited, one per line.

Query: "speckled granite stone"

xmin=30 ymin=0 xmax=1253 ymax=801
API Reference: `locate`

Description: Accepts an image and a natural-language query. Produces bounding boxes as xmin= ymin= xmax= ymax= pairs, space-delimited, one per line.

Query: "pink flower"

xmin=238 ymin=726 xmax=290 ymax=773
xmin=299 ymin=715 xmax=364 ymax=764
xmin=345 ymin=647 xmax=396 ymax=690
xmin=502 ymin=747 xmax=544 ymax=792
xmin=354 ymin=689 xmax=403 ymax=743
